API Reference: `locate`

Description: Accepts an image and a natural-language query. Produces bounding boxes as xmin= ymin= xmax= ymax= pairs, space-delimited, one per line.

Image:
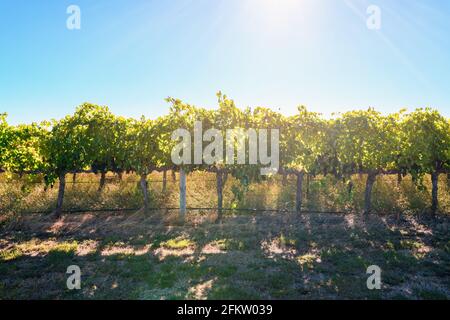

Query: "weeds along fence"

xmin=1 ymin=171 xmax=449 ymax=218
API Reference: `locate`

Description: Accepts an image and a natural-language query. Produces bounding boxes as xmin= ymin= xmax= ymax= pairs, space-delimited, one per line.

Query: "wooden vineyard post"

xmin=431 ymin=171 xmax=439 ymax=215
xmin=162 ymin=170 xmax=167 ymax=193
xmin=364 ymin=172 xmax=377 ymax=214
xmin=216 ymin=170 xmax=224 ymax=223
xmin=296 ymin=172 xmax=304 ymax=213
xmin=98 ymin=170 xmax=106 ymax=191
xmin=140 ymin=173 xmax=149 ymax=213
xmin=179 ymin=168 xmax=186 ymax=221
xmin=54 ymin=172 xmax=66 ymax=218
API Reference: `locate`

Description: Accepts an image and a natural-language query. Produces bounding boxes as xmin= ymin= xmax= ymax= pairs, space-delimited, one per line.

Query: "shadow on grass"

xmin=0 ymin=211 xmax=449 ymax=300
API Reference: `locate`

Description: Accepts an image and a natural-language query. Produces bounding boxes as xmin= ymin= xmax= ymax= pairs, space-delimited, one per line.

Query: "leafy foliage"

xmin=0 ymin=94 xmax=449 ymax=213
xmin=399 ymin=108 xmax=450 ymax=177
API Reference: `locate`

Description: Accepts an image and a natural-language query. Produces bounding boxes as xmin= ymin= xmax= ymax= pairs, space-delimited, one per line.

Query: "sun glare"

xmin=241 ymin=0 xmax=318 ymax=35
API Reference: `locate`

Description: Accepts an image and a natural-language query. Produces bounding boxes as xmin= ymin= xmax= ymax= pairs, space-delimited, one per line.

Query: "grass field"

xmin=1 ymin=211 xmax=449 ymax=300
xmin=1 ymin=172 xmax=449 ymax=300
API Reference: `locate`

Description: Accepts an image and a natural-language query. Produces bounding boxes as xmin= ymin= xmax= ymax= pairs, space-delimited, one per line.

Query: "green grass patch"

xmin=160 ymin=237 xmax=194 ymax=250
xmin=212 ymin=239 xmax=246 ymax=251
xmin=0 ymin=248 xmax=23 ymax=262
xmin=297 ymin=254 xmax=317 ymax=270
xmin=400 ymin=240 xmax=424 ymax=250
xmin=47 ymin=241 xmax=78 ymax=265
xmin=415 ymin=288 xmax=448 ymax=300
xmin=382 ymin=250 xmax=419 ymax=271
xmin=208 ymin=284 xmax=262 ymax=300
xmin=279 ymin=233 xmax=298 ymax=248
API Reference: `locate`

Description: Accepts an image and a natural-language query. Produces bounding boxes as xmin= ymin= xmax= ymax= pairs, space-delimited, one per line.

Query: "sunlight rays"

xmin=240 ymin=0 xmax=319 ymax=34
xmin=343 ymin=0 xmax=430 ymax=89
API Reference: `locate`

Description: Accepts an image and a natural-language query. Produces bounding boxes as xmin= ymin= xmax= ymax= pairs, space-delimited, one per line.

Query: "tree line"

xmin=1 ymin=92 xmax=449 ymax=219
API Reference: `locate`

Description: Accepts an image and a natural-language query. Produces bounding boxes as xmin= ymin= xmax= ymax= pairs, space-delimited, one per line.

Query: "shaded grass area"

xmin=0 ymin=211 xmax=449 ymax=300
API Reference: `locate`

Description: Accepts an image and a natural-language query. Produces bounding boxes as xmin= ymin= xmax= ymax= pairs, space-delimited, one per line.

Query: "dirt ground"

xmin=0 ymin=211 xmax=449 ymax=300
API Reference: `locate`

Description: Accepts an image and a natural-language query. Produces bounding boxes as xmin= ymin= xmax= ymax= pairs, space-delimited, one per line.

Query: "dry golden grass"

xmin=1 ymin=171 xmax=449 ymax=218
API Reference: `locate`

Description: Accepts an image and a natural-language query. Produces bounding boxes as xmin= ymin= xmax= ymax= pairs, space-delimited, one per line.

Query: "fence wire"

xmin=21 ymin=207 xmax=348 ymax=215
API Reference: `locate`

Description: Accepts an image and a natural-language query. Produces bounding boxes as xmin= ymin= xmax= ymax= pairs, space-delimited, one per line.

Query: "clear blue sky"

xmin=1 ymin=0 xmax=449 ymax=124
